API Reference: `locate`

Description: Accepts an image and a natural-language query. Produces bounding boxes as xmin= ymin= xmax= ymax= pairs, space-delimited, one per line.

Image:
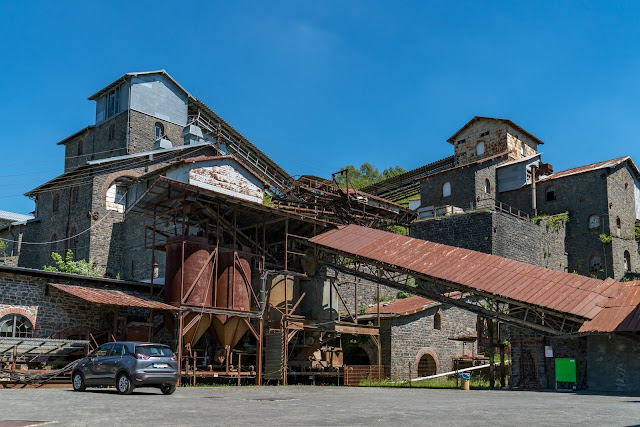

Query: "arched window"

xmin=434 ymin=311 xmax=442 ymax=330
xmin=616 ymin=217 xmax=621 ymax=229
xmin=476 ymin=142 xmax=485 ymax=156
xmin=155 ymin=122 xmax=164 ymax=141
xmin=71 ymin=186 xmax=80 ymax=205
xmin=442 ymin=182 xmax=451 ymax=198
xmin=50 ymin=233 xmax=58 ymax=255
xmin=77 ymin=141 xmax=83 ymax=157
xmin=68 ymin=226 xmax=78 ymax=257
xmin=52 ymin=193 xmax=60 ymax=213
xmin=588 ymin=214 xmax=600 ymax=230
xmin=545 ymin=187 xmax=556 ymax=202
xmin=624 ymin=250 xmax=631 ymax=272
xmin=589 ymin=255 xmax=602 ymax=273
xmin=0 ymin=314 xmax=34 ymax=338
xmin=484 ymin=179 xmax=491 ymax=193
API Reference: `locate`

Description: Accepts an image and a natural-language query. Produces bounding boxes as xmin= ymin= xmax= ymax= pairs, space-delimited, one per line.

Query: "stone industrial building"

xmin=1 ymin=73 xmax=639 ymax=392
xmin=365 ymin=116 xmax=640 ymax=281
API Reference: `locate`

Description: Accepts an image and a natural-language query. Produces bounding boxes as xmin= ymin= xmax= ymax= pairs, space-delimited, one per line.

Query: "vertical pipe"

xmin=284 ymin=219 xmax=289 ymax=271
xmin=257 ymin=318 xmax=263 ymax=386
xmin=508 ymin=344 xmax=513 ymax=390
xmin=408 ymin=362 xmax=412 ymax=386
xmin=193 ymin=351 xmax=197 ymax=386
xmin=177 ymin=312 xmax=184 ymax=386
xmin=531 ymin=165 xmax=538 ymax=217
xmin=354 ymin=279 xmax=358 ymax=323
xmin=11 ymin=345 xmax=17 ymax=371
xmin=488 ymin=318 xmax=495 ymax=389
xmin=150 ymin=207 xmax=156 ymax=297
xmin=238 ymin=353 xmax=242 ymax=387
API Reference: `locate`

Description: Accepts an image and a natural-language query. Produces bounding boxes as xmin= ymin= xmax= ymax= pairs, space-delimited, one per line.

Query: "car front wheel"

xmin=160 ymin=384 xmax=176 ymax=395
xmin=116 ymin=373 xmax=134 ymax=395
xmin=72 ymin=372 xmax=86 ymax=392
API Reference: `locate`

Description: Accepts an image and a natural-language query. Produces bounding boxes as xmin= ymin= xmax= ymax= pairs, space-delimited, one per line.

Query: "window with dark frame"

xmin=105 ymin=87 xmax=120 ymax=120
xmin=155 ymin=122 xmax=164 ymax=141
xmin=434 ymin=311 xmax=442 ymax=330
xmin=589 ymin=255 xmax=602 ymax=273
xmin=77 ymin=141 xmax=83 ymax=157
xmin=545 ymin=187 xmax=556 ymax=202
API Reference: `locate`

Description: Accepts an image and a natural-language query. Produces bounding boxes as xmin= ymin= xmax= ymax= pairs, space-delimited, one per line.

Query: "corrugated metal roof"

xmin=49 ymin=283 xmax=177 ymax=311
xmin=0 ymin=210 xmax=34 ymax=223
xmin=368 ymin=295 xmax=438 ymax=315
xmin=309 ymin=225 xmax=622 ymax=320
xmin=538 ymin=156 xmax=640 ymax=182
xmin=579 ymin=281 xmax=640 ymax=333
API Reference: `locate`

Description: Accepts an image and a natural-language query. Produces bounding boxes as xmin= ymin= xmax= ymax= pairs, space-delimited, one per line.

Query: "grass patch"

xmin=358 ymin=376 xmax=493 ymax=389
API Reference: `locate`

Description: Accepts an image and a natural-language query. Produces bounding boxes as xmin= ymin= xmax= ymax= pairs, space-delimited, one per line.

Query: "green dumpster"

xmin=555 ymin=358 xmax=577 ymax=383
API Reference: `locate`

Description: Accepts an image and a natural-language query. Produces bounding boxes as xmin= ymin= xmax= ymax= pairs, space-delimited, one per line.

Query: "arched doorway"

xmin=343 ymin=346 xmax=371 ymax=365
xmin=417 ymin=353 xmax=437 ymax=377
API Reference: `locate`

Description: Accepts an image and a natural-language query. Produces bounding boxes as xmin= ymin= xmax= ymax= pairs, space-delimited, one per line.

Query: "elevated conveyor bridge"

xmin=302 ymin=225 xmax=624 ymax=336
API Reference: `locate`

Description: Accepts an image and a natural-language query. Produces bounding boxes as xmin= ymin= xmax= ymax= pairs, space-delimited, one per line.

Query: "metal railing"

xmin=343 ymin=365 xmax=390 ymax=386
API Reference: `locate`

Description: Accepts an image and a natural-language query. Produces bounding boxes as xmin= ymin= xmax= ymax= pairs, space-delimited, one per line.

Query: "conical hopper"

xmin=210 ymin=315 xmax=248 ymax=349
xmin=183 ymin=312 xmax=212 ymax=348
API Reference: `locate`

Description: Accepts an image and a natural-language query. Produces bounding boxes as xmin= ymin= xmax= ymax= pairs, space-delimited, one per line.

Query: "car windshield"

xmin=135 ymin=345 xmax=173 ymax=357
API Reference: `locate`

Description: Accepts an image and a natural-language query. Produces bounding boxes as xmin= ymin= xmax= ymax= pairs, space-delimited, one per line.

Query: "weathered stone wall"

xmin=0 ymin=268 xmax=154 ymax=338
xmin=606 ymin=163 xmax=640 ymax=278
xmin=587 ymin=333 xmax=640 ymax=393
xmin=410 ymin=210 xmax=568 ymax=271
xmin=499 ymin=164 xmax=638 ymax=279
xmin=129 ymin=110 xmax=185 ymax=154
xmin=452 ymin=120 xmax=509 ymax=165
xmin=386 ymin=304 xmax=478 ymax=378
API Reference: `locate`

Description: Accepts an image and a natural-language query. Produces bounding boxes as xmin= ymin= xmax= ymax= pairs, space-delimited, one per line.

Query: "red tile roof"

xmin=49 ymin=283 xmax=177 ymax=311
xmin=368 ymin=295 xmax=438 ymax=315
xmin=579 ymin=281 xmax=640 ymax=333
xmin=538 ymin=156 xmax=639 ymax=182
xmin=310 ymin=225 xmax=623 ymax=321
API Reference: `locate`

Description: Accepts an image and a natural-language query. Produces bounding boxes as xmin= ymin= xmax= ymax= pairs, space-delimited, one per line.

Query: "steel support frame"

xmin=313 ymin=250 xmax=586 ymax=336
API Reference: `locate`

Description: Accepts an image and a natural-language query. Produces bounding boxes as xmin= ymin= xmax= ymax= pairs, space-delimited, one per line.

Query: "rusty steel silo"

xmin=209 ymin=245 xmax=252 ymax=350
xmin=164 ymin=235 xmax=214 ymax=346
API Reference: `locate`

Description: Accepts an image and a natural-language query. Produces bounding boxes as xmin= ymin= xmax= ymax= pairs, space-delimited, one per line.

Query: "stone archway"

xmin=414 ymin=348 xmax=440 ymax=378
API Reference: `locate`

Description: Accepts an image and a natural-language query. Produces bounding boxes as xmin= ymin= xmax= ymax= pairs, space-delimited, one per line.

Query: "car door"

xmin=103 ymin=343 xmax=125 ymax=382
xmin=84 ymin=344 xmax=113 ymax=384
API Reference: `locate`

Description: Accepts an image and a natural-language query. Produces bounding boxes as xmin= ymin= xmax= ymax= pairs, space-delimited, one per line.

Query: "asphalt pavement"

xmin=1 ymin=386 xmax=639 ymax=426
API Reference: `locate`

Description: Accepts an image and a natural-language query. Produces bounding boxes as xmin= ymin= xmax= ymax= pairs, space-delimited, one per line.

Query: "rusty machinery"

xmin=128 ymin=175 xmax=394 ymax=385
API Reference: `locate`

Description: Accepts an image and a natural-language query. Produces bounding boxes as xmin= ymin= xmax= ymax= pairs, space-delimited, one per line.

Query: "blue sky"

xmin=1 ymin=1 xmax=639 ymax=214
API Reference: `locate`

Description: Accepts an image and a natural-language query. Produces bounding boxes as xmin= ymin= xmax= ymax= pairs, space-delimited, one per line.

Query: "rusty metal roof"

xmin=367 ymin=295 xmax=438 ymax=316
xmin=538 ymin=156 xmax=640 ymax=182
xmin=48 ymin=283 xmax=177 ymax=311
xmin=579 ymin=281 xmax=640 ymax=333
xmin=310 ymin=225 xmax=623 ymax=320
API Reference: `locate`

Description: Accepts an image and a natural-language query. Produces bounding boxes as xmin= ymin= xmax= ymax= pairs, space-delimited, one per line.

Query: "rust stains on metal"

xmin=309 ymin=225 xmax=624 ymax=321
xmin=48 ymin=283 xmax=177 ymax=311
xmin=579 ymin=281 xmax=640 ymax=333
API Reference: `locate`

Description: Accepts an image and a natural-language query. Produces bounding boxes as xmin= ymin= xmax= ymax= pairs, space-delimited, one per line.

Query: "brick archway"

xmin=414 ymin=347 xmax=440 ymax=378
xmin=0 ymin=307 xmax=37 ymax=333
xmin=100 ymin=170 xmax=142 ymax=200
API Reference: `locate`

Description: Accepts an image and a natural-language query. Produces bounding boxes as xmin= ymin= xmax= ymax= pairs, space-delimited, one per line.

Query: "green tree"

xmin=43 ymin=250 xmax=103 ymax=277
xmin=335 ymin=163 xmax=406 ymax=190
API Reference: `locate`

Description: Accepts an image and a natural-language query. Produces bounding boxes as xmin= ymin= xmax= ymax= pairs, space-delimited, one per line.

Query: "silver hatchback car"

xmin=72 ymin=341 xmax=179 ymax=395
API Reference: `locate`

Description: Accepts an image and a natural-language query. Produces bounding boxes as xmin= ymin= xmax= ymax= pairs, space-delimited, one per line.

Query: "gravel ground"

xmin=1 ymin=386 xmax=639 ymax=426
